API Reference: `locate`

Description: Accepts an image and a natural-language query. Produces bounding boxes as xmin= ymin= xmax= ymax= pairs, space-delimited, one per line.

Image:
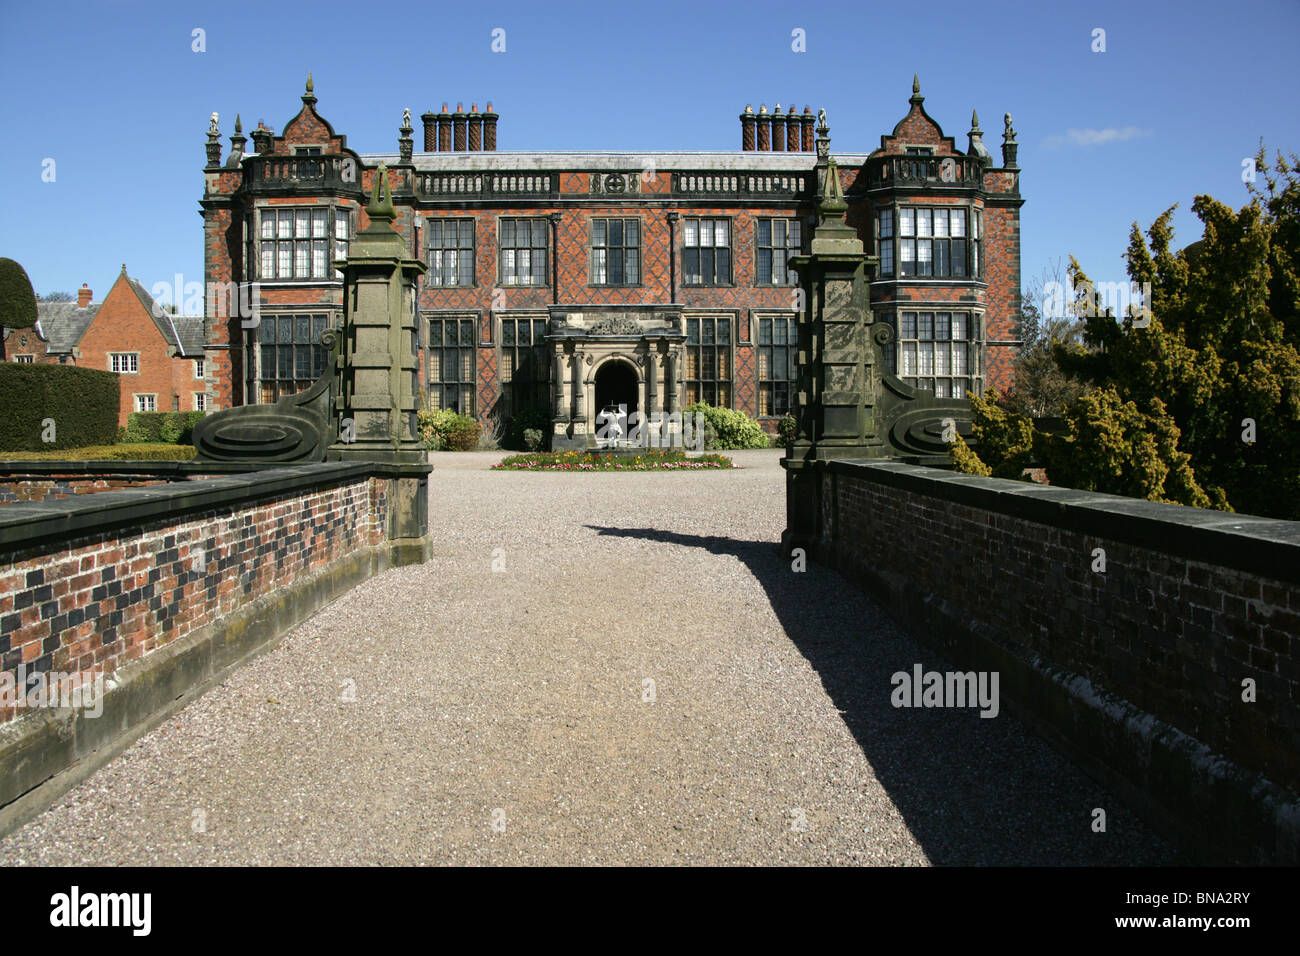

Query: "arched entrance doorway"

xmin=593 ymin=360 xmax=639 ymax=443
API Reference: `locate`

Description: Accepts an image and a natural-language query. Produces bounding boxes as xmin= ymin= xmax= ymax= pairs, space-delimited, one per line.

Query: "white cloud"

xmin=1042 ymin=126 xmax=1154 ymax=149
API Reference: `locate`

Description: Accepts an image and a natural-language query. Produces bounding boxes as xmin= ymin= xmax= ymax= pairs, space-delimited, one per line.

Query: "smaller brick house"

xmin=22 ymin=267 xmax=210 ymax=427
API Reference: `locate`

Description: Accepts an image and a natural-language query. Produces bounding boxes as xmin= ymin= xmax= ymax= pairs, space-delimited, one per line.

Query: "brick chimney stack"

xmin=421 ymin=110 xmax=437 ymax=151
xmin=437 ymin=104 xmax=452 ymax=152
xmin=771 ymin=104 xmax=786 ymax=152
xmin=740 ymin=105 xmax=755 ymax=151
xmin=468 ymin=103 xmax=482 ymax=151
xmin=757 ymin=105 xmax=770 ymax=151
xmin=483 ymin=103 xmax=498 ymax=151
xmin=786 ymin=105 xmax=800 ymax=151
xmin=453 ymin=103 xmax=467 ymax=151
xmin=77 ymin=284 xmax=92 ymax=309
xmin=801 ymin=107 xmax=814 ymax=152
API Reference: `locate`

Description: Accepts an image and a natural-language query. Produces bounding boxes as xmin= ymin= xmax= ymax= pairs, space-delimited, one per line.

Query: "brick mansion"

xmin=29 ymin=74 xmax=1023 ymax=438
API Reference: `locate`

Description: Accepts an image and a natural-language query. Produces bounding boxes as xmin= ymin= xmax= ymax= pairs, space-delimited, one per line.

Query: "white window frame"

xmin=110 ymin=352 xmax=139 ymax=374
xmin=894 ymin=310 xmax=982 ymax=399
xmin=258 ymin=205 xmax=350 ymax=282
xmin=134 ymin=393 xmax=157 ymax=412
xmin=193 ymin=393 xmax=208 ymax=411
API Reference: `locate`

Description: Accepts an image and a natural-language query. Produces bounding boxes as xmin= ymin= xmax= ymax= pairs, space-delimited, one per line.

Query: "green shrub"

xmin=417 ymin=408 xmax=482 ymax=451
xmin=684 ymin=402 xmax=770 ymax=450
xmin=777 ymin=413 xmax=798 ymax=445
xmin=0 ymin=364 xmax=119 ymax=450
xmin=523 ymin=428 xmax=544 ymax=451
xmin=123 ymin=411 xmax=207 ymax=445
xmin=0 ymin=258 xmax=38 ymax=334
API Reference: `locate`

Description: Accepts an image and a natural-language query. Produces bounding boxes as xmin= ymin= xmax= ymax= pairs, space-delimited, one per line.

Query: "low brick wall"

xmin=0 ymin=461 xmax=430 ymax=833
xmin=808 ymin=459 xmax=1300 ymax=864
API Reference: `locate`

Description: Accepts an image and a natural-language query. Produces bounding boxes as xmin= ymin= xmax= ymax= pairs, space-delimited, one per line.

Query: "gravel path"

xmin=0 ymin=450 xmax=1180 ymax=865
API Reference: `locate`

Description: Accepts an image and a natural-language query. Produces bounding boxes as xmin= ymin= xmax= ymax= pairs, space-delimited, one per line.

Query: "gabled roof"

xmin=34 ymin=302 xmax=99 ymax=354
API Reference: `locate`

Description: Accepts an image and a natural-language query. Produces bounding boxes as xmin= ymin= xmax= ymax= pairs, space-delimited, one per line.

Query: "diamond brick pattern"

xmin=203 ymin=85 xmax=1020 ymax=430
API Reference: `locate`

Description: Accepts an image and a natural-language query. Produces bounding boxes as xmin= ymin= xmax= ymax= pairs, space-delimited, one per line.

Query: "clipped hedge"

xmin=124 ymin=411 xmax=206 ymax=444
xmin=0 ymin=444 xmax=196 ymax=461
xmin=0 ymin=363 xmax=119 ymax=451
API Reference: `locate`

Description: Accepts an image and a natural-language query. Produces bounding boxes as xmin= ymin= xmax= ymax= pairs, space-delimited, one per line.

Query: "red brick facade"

xmin=202 ymin=77 xmax=1022 ymax=431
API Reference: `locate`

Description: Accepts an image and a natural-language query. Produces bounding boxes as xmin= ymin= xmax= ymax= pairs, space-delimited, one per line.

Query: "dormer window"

xmin=904 ymin=147 xmax=934 ymax=156
xmin=293 ymin=147 xmax=323 ymax=156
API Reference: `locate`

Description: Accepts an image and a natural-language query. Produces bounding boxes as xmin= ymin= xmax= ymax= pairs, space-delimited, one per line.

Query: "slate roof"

xmin=33 ymin=302 xmax=99 ymax=355
xmin=170 ymin=316 xmax=207 ymax=357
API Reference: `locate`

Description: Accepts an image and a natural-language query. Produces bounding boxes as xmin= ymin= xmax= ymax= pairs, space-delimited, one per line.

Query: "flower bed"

xmin=493 ymin=450 xmax=735 ymax=471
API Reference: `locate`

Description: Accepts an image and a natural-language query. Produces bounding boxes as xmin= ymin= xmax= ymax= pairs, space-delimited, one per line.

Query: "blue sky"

xmin=1 ymin=0 xmax=1296 ymax=304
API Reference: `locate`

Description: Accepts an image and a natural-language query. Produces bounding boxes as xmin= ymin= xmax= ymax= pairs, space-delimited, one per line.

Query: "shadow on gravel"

xmin=587 ymin=524 xmax=1183 ymax=866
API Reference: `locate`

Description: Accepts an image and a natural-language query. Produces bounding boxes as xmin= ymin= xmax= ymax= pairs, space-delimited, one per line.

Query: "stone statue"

xmin=817 ymin=108 xmax=827 ymax=127
xmin=209 ymin=112 xmax=219 ymax=135
xmin=1003 ymin=112 xmax=1016 ymax=142
xmin=403 ymin=108 xmax=411 ymax=127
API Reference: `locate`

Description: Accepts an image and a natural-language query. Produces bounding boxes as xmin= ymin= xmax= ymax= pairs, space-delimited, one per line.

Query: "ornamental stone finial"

xmin=208 ymin=112 xmax=219 ymax=136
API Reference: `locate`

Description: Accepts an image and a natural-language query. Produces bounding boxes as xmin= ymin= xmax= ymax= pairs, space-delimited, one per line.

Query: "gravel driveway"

xmin=0 ymin=449 xmax=1179 ymax=865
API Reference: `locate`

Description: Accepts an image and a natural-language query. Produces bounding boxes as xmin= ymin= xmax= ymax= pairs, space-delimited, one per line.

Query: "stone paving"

xmin=0 ymin=450 xmax=1180 ymax=865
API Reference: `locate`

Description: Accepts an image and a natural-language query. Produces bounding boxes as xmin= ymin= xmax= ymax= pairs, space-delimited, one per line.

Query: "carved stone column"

xmin=328 ymin=164 xmax=427 ymax=467
xmin=664 ymin=353 xmax=676 ymax=414
xmin=553 ymin=350 xmax=567 ymax=422
xmin=572 ymin=350 xmax=586 ymax=424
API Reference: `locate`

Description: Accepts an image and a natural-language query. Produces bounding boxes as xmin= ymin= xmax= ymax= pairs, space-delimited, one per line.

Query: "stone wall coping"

xmin=827 ymin=459 xmax=1300 ymax=584
xmin=0 ymin=461 xmax=430 ymax=554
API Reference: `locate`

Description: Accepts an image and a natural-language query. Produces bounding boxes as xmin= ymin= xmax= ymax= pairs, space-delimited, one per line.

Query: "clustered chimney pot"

xmin=420 ymin=101 xmax=496 ymax=151
xmin=421 ymin=110 xmax=437 ymax=151
xmin=453 ymin=103 xmax=467 ymax=151
xmin=468 ymin=103 xmax=482 ymax=151
xmin=77 ymin=284 xmax=92 ymax=309
xmin=483 ymin=103 xmax=498 ymax=151
xmin=742 ymin=104 xmax=818 ymax=152
xmin=437 ymin=104 xmax=452 ymax=152
xmin=740 ymin=105 xmax=756 ymax=151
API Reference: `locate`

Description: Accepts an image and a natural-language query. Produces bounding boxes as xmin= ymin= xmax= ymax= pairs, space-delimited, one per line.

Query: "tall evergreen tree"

xmin=954 ymin=148 xmax=1300 ymax=519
